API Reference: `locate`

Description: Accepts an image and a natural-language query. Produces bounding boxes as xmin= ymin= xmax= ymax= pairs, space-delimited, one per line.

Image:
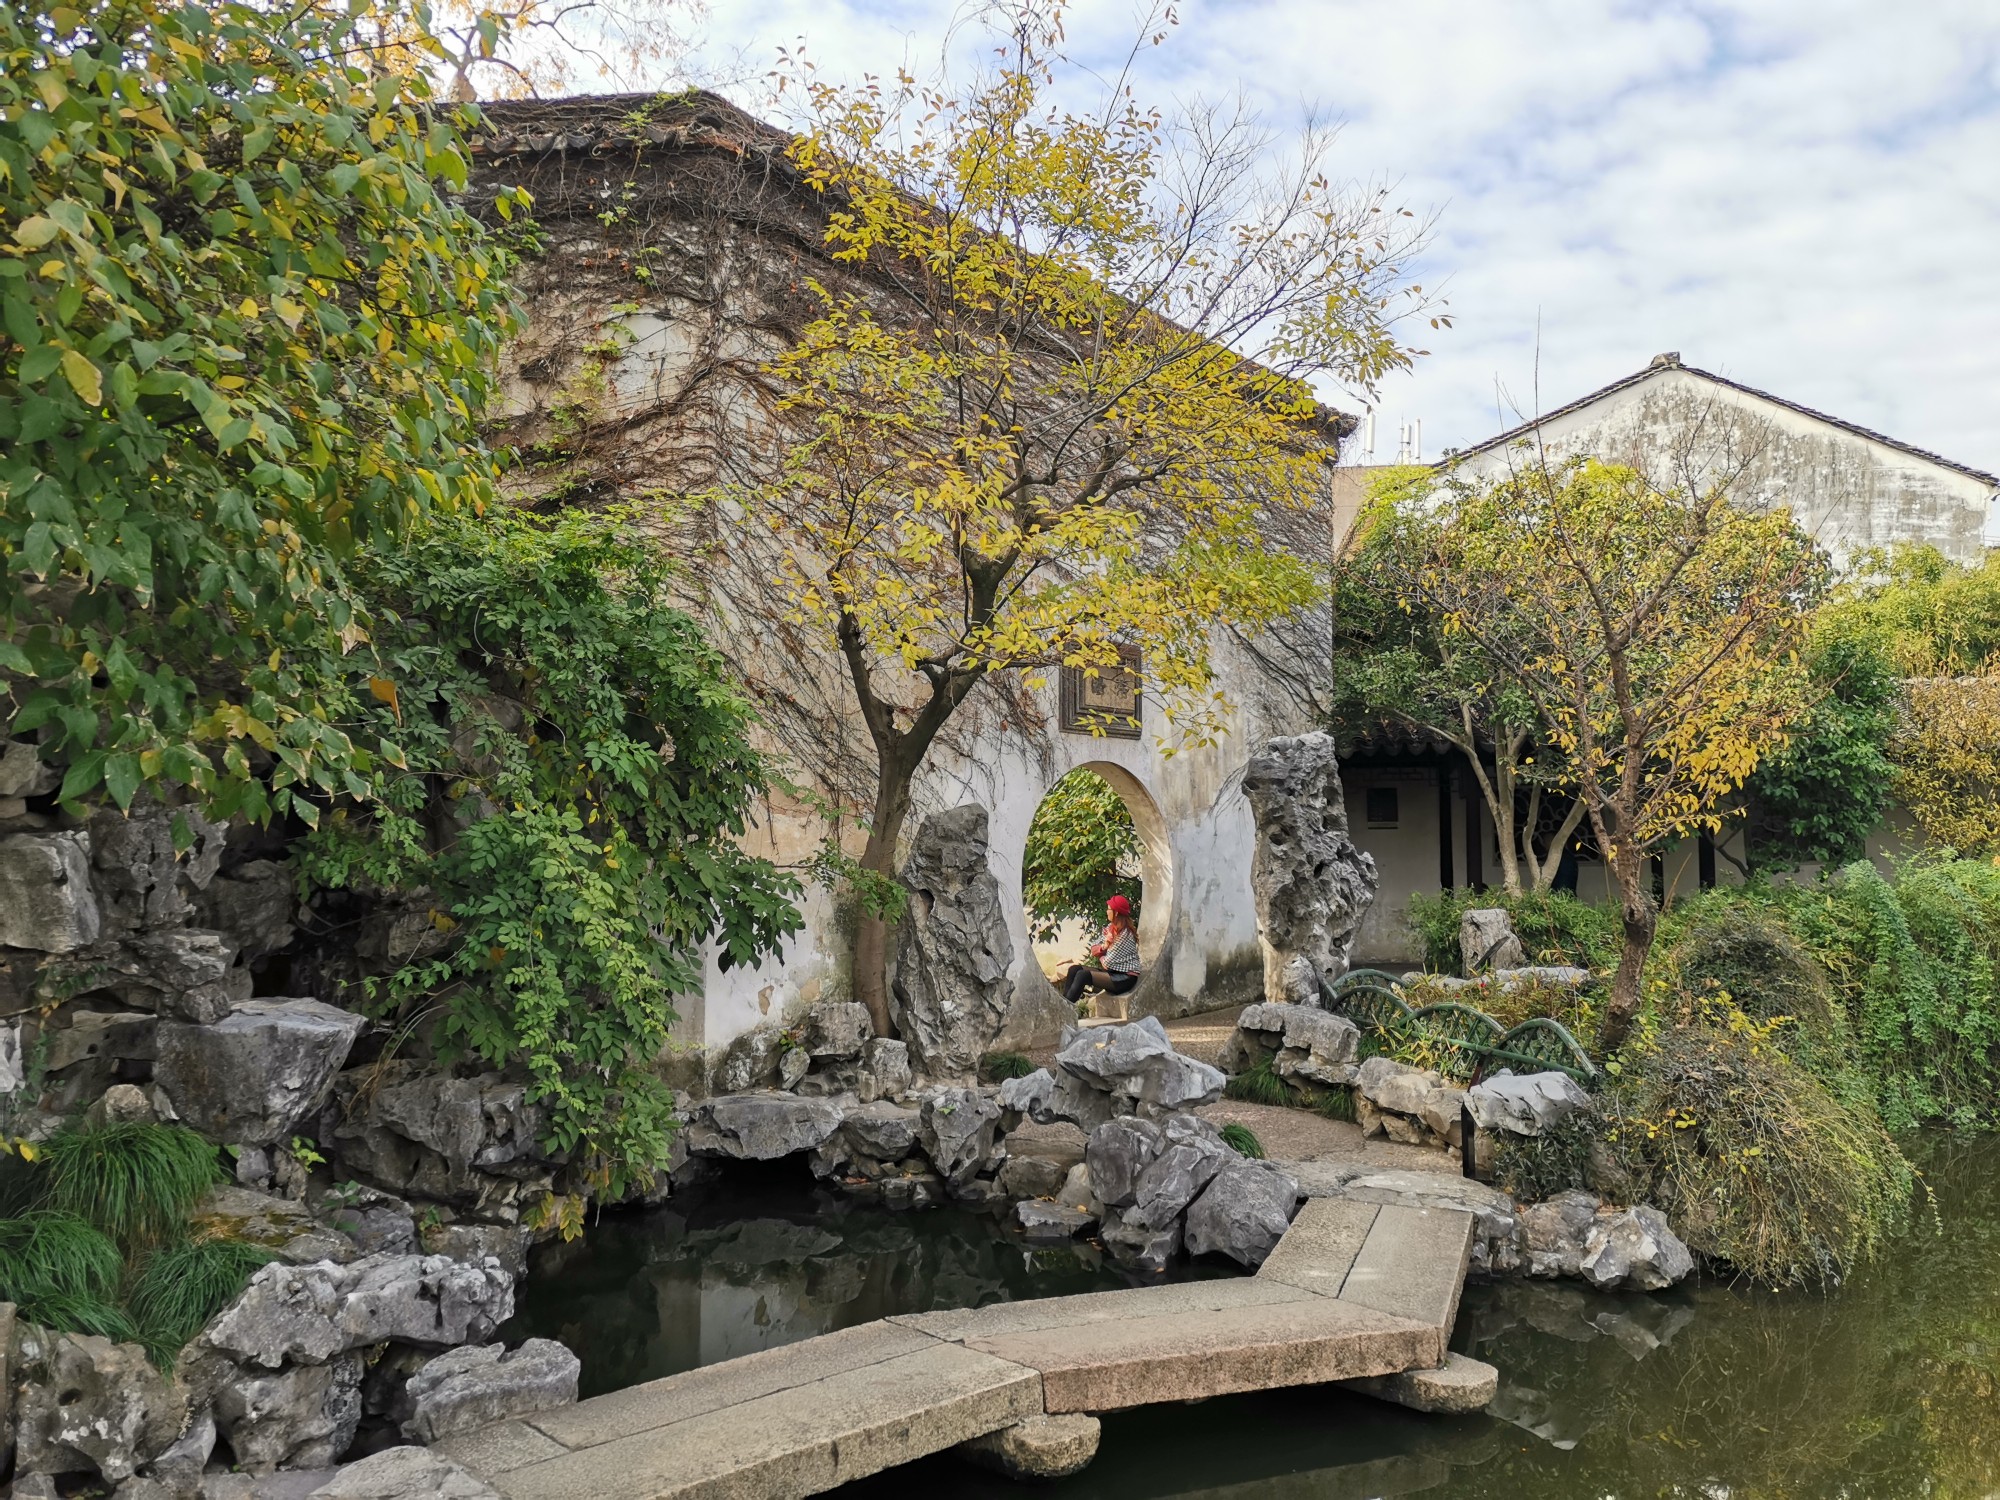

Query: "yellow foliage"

xmin=748 ymin=3 xmax=1439 ymax=749
xmin=1893 ymin=672 xmax=2000 ymax=856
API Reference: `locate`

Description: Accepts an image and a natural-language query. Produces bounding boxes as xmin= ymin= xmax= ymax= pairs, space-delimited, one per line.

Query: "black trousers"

xmin=1063 ymin=966 xmax=1138 ymax=1003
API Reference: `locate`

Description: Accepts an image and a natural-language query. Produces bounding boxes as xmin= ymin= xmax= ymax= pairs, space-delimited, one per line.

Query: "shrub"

xmin=1224 ymin=1057 xmax=1291 ymax=1107
xmin=296 ymin=508 xmax=803 ymax=1192
xmin=1489 ymin=1113 xmax=1600 ymax=1202
xmin=1606 ymin=999 xmax=1914 ymax=1287
xmin=978 ymin=1052 xmax=1037 ymax=1082
xmin=128 ymin=1237 xmax=276 ymax=1369
xmin=1776 ymin=859 xmax=2000 ymax=1129
xmin=1218 ymin=1123 xmax=1264 ymax=1158
xmin=1405 ymin=887 xmax=1620 ymax=975
xmin=40 ymin=1122 xmax=221 ymax=1247
xmin=0 ymin=1210 xmax=133 ymax=1341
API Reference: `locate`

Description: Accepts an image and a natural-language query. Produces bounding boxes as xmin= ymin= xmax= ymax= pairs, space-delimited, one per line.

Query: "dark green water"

xmin=506 ymin=1144 xmax=2000 ymax=1498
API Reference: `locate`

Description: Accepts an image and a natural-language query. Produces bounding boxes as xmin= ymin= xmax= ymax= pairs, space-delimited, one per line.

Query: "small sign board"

xmin=1059 ymin=650 xmax=1142 ymax=739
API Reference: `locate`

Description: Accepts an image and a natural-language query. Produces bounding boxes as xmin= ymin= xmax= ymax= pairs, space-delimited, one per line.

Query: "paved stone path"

xmin=439 ymin=1197 xmax=1480 ymax=1500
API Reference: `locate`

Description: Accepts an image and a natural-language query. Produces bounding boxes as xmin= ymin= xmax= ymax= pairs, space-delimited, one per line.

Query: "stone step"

xmin=1336 ymin=1202 xmax=1475 ymax=1340
xmin=1255 ymin=1197 xmax=1378 ymax=1297
xmin=957 ymin=1291 xmax=1436 ymax=1413
xmin=467 ymin=1330 xmax=1040 ymax=1500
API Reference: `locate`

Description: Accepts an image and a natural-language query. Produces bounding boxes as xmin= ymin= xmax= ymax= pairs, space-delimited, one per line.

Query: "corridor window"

xmin=1365 ymin=787 xmax=1400 ymax=827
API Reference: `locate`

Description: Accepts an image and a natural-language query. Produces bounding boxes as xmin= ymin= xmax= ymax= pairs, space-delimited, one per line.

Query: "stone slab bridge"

xmin=435 ymin=1199 xmax=1494 ymax=1498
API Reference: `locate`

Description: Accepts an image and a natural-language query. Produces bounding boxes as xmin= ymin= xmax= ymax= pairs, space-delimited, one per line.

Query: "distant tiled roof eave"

xmin=1447 ymin=361 xmax=1998 ymax=488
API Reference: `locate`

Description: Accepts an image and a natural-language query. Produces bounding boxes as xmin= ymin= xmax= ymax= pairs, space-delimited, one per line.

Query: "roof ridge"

xmin=1452 ymin=361 xmax=1997 ymax=487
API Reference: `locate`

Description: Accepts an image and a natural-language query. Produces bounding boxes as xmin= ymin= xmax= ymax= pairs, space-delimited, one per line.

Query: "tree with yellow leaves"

xmin=1408 ymin=455 xmax=1824 ymax=1052
xmin=1894 ymin=673 xmax=2000 ymax=857
xmin=750 ymin=2 xmax=1441 ymax=1032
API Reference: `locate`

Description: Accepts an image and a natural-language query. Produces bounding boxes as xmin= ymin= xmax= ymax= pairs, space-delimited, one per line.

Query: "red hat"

xmin=1107 ymin=895 xmax=1133 ymax=918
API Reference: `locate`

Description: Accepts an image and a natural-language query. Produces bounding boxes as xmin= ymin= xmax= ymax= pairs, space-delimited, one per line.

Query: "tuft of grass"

xmin=1218 ymin=1122 xmax=1264 ymax=1159
xmin=1223 ymin=1057 xmax=1291 ymax=1107
xmin=978 ymin=1051 xmax=1037 ymax=1083
xmin=1314 ymin=1086 xmax=1357 ymax=1123
xmin=41 ymin=1122 xmax=223 ymax=1248
xmin=128 ymin=1237 xmax=276 ymax=1369
xmin=0 ymin=1210 xmax=134 ymax=1340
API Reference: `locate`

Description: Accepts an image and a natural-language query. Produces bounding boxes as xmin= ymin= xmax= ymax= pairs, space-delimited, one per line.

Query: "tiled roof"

xmin=1453 ymin=356 xmax=1997 ymax=487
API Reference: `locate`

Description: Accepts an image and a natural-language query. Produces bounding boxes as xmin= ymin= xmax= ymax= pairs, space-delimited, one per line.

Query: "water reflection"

xmin=849 ymin=1137 xmax=2000 ymax=1498
xmin=501 ymin=1161 xmax=1218 ymax=1398
xmin=509 ymin=1144 xmax=2000 ymax=1497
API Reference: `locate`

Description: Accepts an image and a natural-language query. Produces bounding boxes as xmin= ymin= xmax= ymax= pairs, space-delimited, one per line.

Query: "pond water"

xmin=504 ymin=1143 xmax=2000 ymax=1497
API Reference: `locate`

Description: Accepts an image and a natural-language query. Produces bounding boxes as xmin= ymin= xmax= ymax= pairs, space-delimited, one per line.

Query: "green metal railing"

xmin=1323 ymin=968 xmax=1598 ymax=1084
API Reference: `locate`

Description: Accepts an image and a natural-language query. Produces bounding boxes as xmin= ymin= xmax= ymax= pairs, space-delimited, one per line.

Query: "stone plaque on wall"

xmin=1059 ymin=650 xmax=1142 ymax=739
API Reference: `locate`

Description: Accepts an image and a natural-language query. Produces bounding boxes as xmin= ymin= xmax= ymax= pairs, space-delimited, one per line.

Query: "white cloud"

xmin=681 ymin=0 xmax=2000 ymax=473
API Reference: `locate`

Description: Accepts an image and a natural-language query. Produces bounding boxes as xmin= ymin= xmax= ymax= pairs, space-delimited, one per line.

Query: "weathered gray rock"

xmin=1128 ymin=1130 xmax=1228 ymax=1230
xmin=0 ymin=739 xmax=58 ymax=797
xmin=87 ymin=804 xmax=224 ymax=932
xmin=1356 ymin=1055 xmax=1446 ymax=1117
xmin=196 ymin=860 xmax=297 ymax=961
xmin=10 ymin=1327 xmax=186 ymax=1484
xmin=1466 ymin=1070 xmax=1593 ymax=1138
xmin=805 ymin=1002 xmax=872 ymax=1059
xmin=144 ymin=1410 xmax=217 ymax=1494
xmin=400 ymin=1339 xmax=580 ymax=1443
xmin=0 ymin=1018 xmax=23 ymax=1095
xmin=837 ymin=1099 xmax=922 ymax=1162
xmin=191 ymin=1185 xmax=360 ymax=1265
xmin=307 ymin=1447 xmax=500 ymax=1499
xmin=919 ymin=1086 xmax=1005 ymax=1189
xmin=42 ymin=1006 xmax=156 ymax=1072
xmin=1182 ymin=1158 xmax=1299 ymax=1267
xmin=1015 ymin=1199 xmax=1096 ymax=1242
xmin=1241 ymin=733 xmax=1377 ymax=1004
xmin=996 ymin=1065 xmax=1118 ymax=1134
xmin=427 ymin=1222 xmax=535 ymax=1281
xmin=1083 ymin=1116 xmax=1164 ymax=1209
xmin=777 ymin=1044 xmax=810 ymax=1090
xmin=1417 ymin=1084 xmax=1469 ymax=1147
xmin=1520 ymin=1189 xmax=1602 ymax=1279
xmin=1098 ymin=1208 xmax=1180 ymax=1271
xmin=1581 ymin=1205 xmax=1694 ymax=1292
xmin=157 ymin=999 xmax=365 ymax=1145
xmin=889 ymin=806 xmax=1016 ymax=1077
xmin=959 ymin=1414 xmax=1102 ymax=1480
xmin=1460 ymin=907 xmax=1529 ymax=973
xmin=0 ymin=830 xmax=101 ymax=951
xmin=202 ymin=1254 xmax=514 ymax=1369
xmin=997 ymin=1153 xmax=1069 ymax=1201
xmin=856 ymin=1036 xmax=911 ymax=1102
xmin=683 ymin=1091 xmax=846 ymax=1161
xmin=712 ymin=1025 xmax=784 ymax=1094
xmin=1055 ymin=1161 xmax=1096 ymax=1213
xmin=325 ymin=1066 xmax=550 ymax=1206
xmin=211 ymin=1354 xmax=364 ymax=1473
xmin=1054 ymin=1016 xmax=1225 ymax=1118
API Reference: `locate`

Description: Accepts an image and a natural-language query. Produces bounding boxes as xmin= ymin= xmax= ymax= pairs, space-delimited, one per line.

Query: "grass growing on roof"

xmin=41 ymin=1121 xmax=223 ymax=1246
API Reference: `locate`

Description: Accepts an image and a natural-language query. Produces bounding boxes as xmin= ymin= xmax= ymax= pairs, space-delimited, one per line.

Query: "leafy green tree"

xmin=1327 ymin=475 xmax=1586 ymax=892
xmin=1741 ymin=616 xmax=1899 ymax=872
xmin=297 ymin=509 xmax=802 ymax=1192
xmin=1021 ymin=770 xmax=1140 ymax=943
xmin=755 ymin=4 xmax=1440 ymax=1032
xmin=1 ymin=0 xmax=517 ymax=823
xmin=1406 ymin=456 xmax=1823 ymax=1053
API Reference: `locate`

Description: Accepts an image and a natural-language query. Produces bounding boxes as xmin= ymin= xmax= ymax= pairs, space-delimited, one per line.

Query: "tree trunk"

xmin=1596 ymin=845 xmax=1656 ymax=1054
xmin=851 ymin=749 xmax=915 ymax=1041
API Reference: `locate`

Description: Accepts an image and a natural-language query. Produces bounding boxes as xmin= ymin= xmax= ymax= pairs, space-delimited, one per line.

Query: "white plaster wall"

xmin=1452 ymin=366 xmax=1997 ymax=569
xmin=1343 ymin=768 xmax=1448 ymax=965
xmin=692 ymin=634 xmax=1297 ymax=1053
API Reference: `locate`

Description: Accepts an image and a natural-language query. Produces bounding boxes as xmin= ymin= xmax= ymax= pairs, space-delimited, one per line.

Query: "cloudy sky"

xmin=671 ymin=0 xmax=2000 ymax=475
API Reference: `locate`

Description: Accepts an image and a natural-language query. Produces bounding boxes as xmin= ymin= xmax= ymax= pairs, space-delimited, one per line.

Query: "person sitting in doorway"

xmin=1062 ymin=894 xmax=1142 ymax=1009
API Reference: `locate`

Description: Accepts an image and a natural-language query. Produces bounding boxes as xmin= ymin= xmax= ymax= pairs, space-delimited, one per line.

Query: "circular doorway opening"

xmin=1021 ymin=763 xmax=1172 ymax=986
